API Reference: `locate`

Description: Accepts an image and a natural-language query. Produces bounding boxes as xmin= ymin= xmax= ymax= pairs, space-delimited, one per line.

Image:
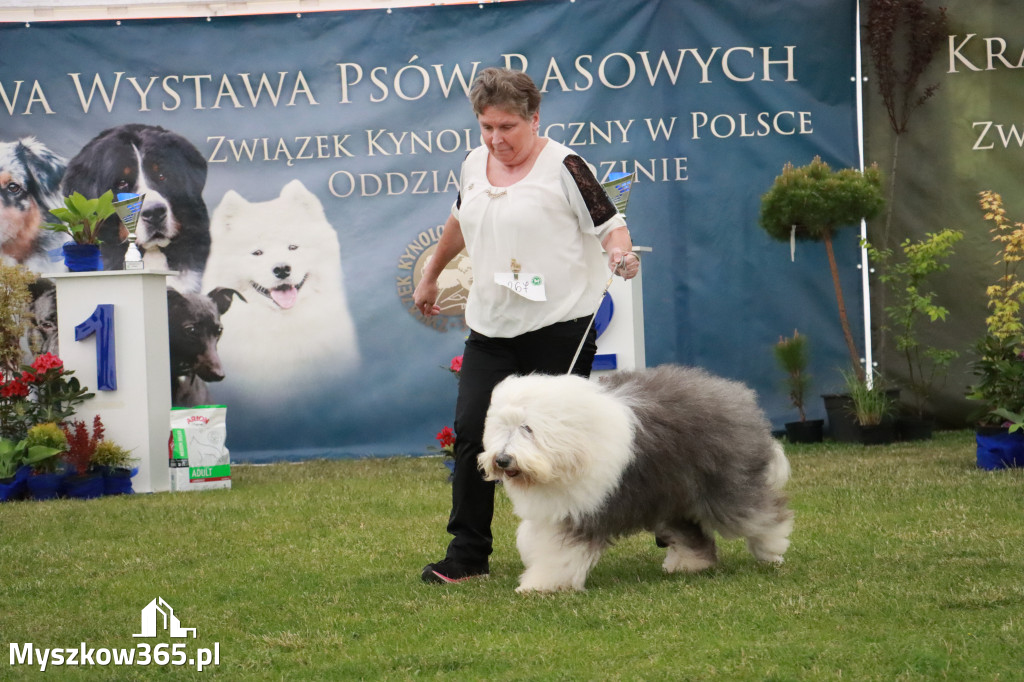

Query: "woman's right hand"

xmin=413 ymin=278 xmax=441 ymax=316
xmin=414 ymin=214 xmax=464 ymax=317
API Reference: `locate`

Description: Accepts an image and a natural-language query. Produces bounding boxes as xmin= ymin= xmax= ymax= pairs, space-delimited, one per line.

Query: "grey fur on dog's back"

xmin=574 ymin=365 xmax=786 ymax=543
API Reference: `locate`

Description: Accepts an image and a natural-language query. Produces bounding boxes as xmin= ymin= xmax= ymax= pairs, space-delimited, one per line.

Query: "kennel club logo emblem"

xmin=133 ymin=598 xmax=197 ymax=639
xmin=396 ymin=225 xmax=470 ymax=332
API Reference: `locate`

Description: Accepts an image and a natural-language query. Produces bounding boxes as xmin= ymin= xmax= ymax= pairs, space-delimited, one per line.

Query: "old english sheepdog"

xmin=478 ymin=365 xmax=793 ymax=593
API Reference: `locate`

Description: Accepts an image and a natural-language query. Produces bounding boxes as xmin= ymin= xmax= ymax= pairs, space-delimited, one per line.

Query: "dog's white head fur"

xmin=204 ymin=179 xmax=343 ymax=312
xmin=479 ymin=373 xmax=636 ymax=521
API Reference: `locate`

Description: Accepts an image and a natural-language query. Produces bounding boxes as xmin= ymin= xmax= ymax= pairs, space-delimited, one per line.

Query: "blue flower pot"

xmin=102 ymin=467 xmax=136 ymax=495
xmin=62 ymin=242 xmax=103 ymax=272
xmin=62 ymin=472 xmax=105 ymax=499
xmin=27 ymin=472 xmax=63 ymax=500
xmin=0 ymin=466 xmax=31 ymax=501
xmin=975 ymin=427 xmax=1024 ymax=470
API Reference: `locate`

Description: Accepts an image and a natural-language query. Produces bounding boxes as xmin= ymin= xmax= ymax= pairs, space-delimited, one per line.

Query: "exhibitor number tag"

xmin=494 ymin=272 xmax=547 ymax=301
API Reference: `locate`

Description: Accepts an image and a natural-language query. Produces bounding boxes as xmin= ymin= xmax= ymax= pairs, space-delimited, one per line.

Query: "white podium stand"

xmin=593 ymin=246 xmax=650 ymax=377
xmin=47 ymin=270 xmax=173 ymax=494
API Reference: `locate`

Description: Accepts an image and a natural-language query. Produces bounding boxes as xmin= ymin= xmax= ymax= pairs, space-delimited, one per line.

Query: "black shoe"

xmin=421 ymin=557 xmax=489 ymax=584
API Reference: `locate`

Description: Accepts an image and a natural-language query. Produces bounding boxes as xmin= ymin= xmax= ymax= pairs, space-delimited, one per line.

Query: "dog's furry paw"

xmin=515 ymin=579 xmax=583 ymax=594
xmin=662 ymin=552 xmax=716 ymax=574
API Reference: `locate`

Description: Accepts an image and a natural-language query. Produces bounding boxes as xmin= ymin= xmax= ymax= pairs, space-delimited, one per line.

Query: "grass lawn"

xmin=1 ymin=430 xmax=1022 ymax=680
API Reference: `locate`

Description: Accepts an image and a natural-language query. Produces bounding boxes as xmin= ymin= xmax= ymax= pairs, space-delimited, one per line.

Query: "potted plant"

xmin=760 ymin=156 xmax=885 ymax=382
xmin=60 ymin=415 xmax=105 ymax=499
xmin=0 ymin=438 xmax=29 ymax=501
xmin=967 ymin=190 xmax=1024 ymax=469
xmin=43 ymin=191 xmax=117 ymax=272
xmin=864 ymin=229 xmax=963 ymax=439
xmin=0 ymin=436 xmax=62 ymax=502
xmin=842 ymin=368 xmax=896 ymax=445
xmin=971 ymin=335 xmax=1024 ymax=470
xmin=0 ymin=352 xmax=94 ymax=497
xmin=772 ymin=330 xmax=823 ymax=443
xmin=24 ymin=422 xmax=67 ymax=500
xmin=92 ymin=439 xmax=137 ymax=495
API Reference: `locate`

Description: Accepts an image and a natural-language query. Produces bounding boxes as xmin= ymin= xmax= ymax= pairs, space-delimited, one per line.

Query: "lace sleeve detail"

xmin=454 ymin=148 xmax=474 ymax=213
xmin=563 ymin=154 xmax=617 ymax=226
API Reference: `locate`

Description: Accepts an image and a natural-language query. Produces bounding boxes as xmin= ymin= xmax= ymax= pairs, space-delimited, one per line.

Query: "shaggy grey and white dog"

xmin=479 ymin=365 xmax=794 ymax=593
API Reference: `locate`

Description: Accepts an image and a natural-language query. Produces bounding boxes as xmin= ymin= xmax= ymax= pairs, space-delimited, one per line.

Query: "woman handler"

xmin=413 ymin=67 xmax=640 ymax=583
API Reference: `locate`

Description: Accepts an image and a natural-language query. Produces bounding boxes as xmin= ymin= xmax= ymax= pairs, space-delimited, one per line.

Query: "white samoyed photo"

xmin=201 ymin=180 xmax=360 ymax=401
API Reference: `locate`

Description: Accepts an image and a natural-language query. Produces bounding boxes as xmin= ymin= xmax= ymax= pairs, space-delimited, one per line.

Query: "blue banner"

xmin=0 ymin=0 xmax=860 ymax=458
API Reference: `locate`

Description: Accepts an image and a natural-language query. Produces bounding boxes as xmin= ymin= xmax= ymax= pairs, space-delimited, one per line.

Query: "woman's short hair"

xmin=469 ymin=67 xmax=542 ymax=119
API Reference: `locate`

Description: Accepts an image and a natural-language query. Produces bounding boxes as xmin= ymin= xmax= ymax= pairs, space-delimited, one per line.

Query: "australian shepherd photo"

xmin=0 ymin=137 xmax=68 ymax=272
xmin=479 ymin=365 xmax=794 ymax=593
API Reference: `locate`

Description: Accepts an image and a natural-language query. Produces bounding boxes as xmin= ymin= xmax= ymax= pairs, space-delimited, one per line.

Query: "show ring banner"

xmin=0 ymin=0 xmax=861 ymax=460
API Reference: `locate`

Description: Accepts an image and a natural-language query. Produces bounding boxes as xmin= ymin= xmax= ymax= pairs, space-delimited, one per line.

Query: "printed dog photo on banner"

xmin=0 ymin=137 xmax=69 ymax=273
xmin=167 ymin=287 xmax=243 ymax=408
xmin=200 ymin=179 xmax=361 ymax=405
xmin=24 ymin=277 xmax=58 ymax=359
xmin=60 ymin=123 xmax=211 ymax=293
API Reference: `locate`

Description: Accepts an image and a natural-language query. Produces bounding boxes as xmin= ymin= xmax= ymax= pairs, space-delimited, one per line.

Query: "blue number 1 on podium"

xmin=75 ymin=304 xmax=117 ymax=391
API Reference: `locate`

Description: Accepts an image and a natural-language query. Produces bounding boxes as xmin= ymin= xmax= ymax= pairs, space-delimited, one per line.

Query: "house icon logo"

xmin=133 ymin=597 xmax=197 ymax=638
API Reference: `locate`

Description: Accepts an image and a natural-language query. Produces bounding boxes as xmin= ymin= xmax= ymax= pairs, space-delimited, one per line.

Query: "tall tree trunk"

xmin=824 ymin=230 xmax=864 ymax=381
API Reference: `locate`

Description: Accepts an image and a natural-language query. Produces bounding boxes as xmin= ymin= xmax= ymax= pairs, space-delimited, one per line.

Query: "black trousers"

xmin=444 ymin=317 xmax=598 ymax=564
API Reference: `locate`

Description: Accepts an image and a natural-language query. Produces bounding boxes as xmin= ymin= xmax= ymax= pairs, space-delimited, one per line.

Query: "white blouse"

xmin=452 ymin=139 xmax=627 ymax=338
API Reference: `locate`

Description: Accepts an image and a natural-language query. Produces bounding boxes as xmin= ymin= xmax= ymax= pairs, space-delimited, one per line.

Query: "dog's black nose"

xmin=274 ymin=264 xmax=291 ymax=280
xmin=495 ymin=454 xmax=512 ymax=469
xmin=143 ymin=204 xmax=167 ymax=224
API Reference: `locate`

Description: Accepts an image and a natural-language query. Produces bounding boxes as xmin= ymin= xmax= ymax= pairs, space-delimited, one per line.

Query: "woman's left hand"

xmin=609 ymin=247 xmax=640 ymax=280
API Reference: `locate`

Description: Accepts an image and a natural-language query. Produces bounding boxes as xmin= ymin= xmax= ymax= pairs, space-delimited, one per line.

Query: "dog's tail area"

xmin=765 ymin=440 xmax=791 ymax=491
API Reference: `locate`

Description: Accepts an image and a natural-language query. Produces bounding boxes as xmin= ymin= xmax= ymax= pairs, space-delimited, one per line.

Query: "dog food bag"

xmin=168 ymin=405 xmax=231 ymax=491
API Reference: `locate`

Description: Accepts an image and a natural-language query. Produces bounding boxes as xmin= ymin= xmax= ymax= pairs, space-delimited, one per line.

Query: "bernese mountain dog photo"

xmin=60 ymin=124 xmax=211 ymax=292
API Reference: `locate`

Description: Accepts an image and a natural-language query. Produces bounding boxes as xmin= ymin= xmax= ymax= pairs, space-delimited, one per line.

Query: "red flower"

xmin=436 ymin=426 xmax=456 ymax=448
xmin=31 ymin=353 xmax=63 ymax=373
xmin=449 ymin=355 xmax=463 ymax=374
xmin=1 ymin=379 xmax=29 ymax=399
xmin=19 ymin=370 xmax=36 ymax=384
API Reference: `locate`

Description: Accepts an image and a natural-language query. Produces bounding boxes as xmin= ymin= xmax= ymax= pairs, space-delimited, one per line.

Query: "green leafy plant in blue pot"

xmin=967 ymin=191 xmax=1024 ymax=469
xmin=43 ymin=191 xmax=117 ymax=272
xmin=92 ymin=439 xmax=137 ymax=496
xmin=25 ymin=422 xmax=67 ymax=500
xmin=0 ymin=436 xmax=62 ymax=501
